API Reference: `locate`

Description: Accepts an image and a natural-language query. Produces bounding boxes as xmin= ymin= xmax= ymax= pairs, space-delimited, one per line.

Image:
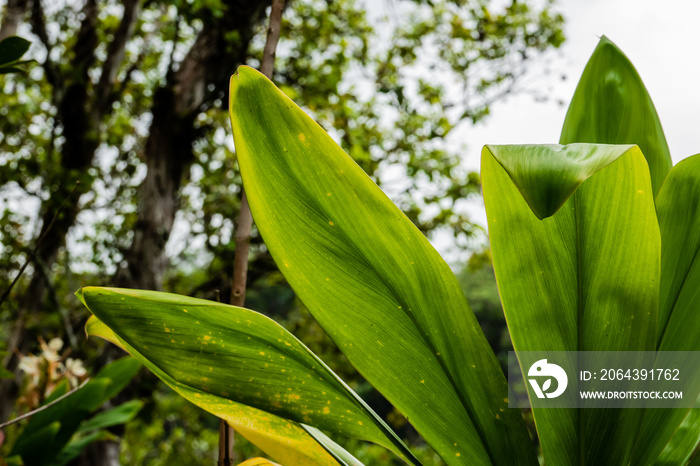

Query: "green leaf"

xmin=85 ymin=315 xmax=365 ymax=466
xmin=88 ymin=356 xmax=142 ymax=406
xmin=76 ymin=400 xmax=143 ymax=435
xmin=10 ymin=356 xmax=140 ymax=465
xmin=560 ymin=36 xmax=672 ymax=197
xmin=655 ymin=153 xmax=700 ymax=349
xmin=0 ymin=36 xmax=30 ymax=66
xmin=79 ymin=288 xmax=415 ymax=466
xmin=10 ymin=422 xmax=61 ymax=465
xmin=483 ymin=143 xmax=636 ymax=220
xmin=0 ymin=365 xmax=14 ymax=379
xmin=630 ymin=153 xmax=700 ymax=465
xmin=303 ymin=426 xmax=365 ymax=466
xmin=236 ymin=459 xmax=281 ymax=466
xmin=653 ymin=399 xmax=700 ymax=466
xmin=0 ymin=66 xmax=25 ymax=74
xmin=54 ymin=430 xmax=116 ymax=466
xmin=229 ymin=65 xmax=536 ymax=466
xmin=482 ymin=143 xmax=660 ymax=466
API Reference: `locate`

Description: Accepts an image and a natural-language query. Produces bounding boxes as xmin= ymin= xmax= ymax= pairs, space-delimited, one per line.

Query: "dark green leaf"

xmin=0 ymin=36 xmax=30 ymax=66
xmin=55 ymin=430 xmax=115 ymax=466
xmin=76 ymin=400 xmax=143 ymax=434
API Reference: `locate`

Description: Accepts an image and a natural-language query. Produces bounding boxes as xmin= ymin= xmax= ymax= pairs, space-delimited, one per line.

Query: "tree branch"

xmin=93 ymin=0 xmax=141 ymax=112
xmin=0 ymin=0 xmax=29 ymax=41
xmin=29 ymin=0 xmax=62 ymax=96
xmin=0 ymin=182 xmax=81 ymax=308
xmin=223 ymin=1 xmax=285 ymax=464
xmin=0 ymin=378 xmax=90 ymax=430
xmin=230 ymin=0 xmax=285 ymax=307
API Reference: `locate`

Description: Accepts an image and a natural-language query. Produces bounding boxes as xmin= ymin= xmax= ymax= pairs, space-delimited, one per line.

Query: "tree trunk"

xmin=0 ymin=0 xmax=140 ymax=421
xmin=0 ymin=0 xmax=28 ymax=40
xmin=115 ymin=0 xmax=270 ymax=290
xmin=102 ymin=3 xmax=269 ymax=465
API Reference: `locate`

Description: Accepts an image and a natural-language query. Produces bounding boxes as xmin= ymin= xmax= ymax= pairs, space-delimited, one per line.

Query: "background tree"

xmin=0 ymin=0 xmax=564 ymax=462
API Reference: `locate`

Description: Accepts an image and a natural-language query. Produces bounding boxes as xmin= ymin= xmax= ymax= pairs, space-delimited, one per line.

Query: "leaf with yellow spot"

xmin=229 ymin=65 xmax=535 ymax=466
xmin=78 ymin=287 xmax=417 ymax=465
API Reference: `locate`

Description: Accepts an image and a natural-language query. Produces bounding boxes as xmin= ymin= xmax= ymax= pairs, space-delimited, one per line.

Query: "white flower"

xmin=18 ymin=354 xmax=40 ymax=375
xmin=65 ymin=358 xmax=86 ymax=378
xmin=18 ymin=354 xmax=41 ymax=385
xmin=64 ymin=358 xmax=87 ymax=386
xmin=48 ymin=338 xmax=64 ymax=353
xmin=41 ymin=338 xmax=63 ymax=362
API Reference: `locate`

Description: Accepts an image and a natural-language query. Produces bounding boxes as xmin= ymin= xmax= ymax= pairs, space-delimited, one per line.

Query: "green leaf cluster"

xmin=5 ymin=357 xmax=141 ymax=465
xmin=483 ymin=36 xmax=698 ymax=466
xmin=79 ymin=35 xmax=699 ymax=466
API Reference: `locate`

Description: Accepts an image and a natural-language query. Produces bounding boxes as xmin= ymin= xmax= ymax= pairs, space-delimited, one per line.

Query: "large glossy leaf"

xmin=229 ymin=65 xmax=536 ymax=466
xmin=631 ymin=153 xmax=700 ymax=465
xmin=482 ymin=143 xmax=659 ymax=466
xmin=79 ymin=287 xmax=410 ymax=465
xmin=560 ymin=36 xmax=672 ymax=197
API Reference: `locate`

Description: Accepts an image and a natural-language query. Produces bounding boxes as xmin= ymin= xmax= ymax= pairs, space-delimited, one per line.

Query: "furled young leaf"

xmin=482 ymin=143 xmax=659 ymax=466
xmin=560 ymin=36 xmax=672 ymax=197
xmin=229 ymin=65 xmax=537 ymax=466
xmin=79 ymin=288 xmax=413 ymax=466
xmin=631 ymin=153 xmax=700 ymax=465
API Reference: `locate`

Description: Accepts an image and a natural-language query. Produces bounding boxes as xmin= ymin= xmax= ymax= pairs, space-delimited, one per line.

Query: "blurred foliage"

xmin=0 ymin=0 xmax=563 ymax=462
xmin=2 ymin=356 xmax=141 ymax=465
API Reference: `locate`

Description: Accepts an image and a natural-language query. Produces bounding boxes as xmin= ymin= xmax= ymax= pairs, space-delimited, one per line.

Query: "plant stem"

xmin=220 ymin=1 xmax=286 ymax=464
xmin=0 ymin=378 xmax=90 ymax=429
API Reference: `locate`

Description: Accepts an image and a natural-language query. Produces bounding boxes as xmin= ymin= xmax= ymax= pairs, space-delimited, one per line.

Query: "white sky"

xmin=460 ymin=0 xmax=700 ymax=168
xmin=425 ymin=0 xmax=700 ymax=260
